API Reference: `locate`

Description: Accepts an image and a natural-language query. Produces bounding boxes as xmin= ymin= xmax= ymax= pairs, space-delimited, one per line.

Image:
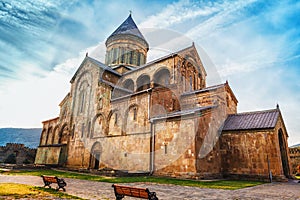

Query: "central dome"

xmin=105 ymin=14 xmax=149 ymax=68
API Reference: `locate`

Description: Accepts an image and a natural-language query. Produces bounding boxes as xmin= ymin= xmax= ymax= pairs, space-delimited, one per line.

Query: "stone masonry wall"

xmin=154 ymin=118 xmax=197 ymax=177
xmin=0 ymin=143 xmax=36 ymax=164
xmin=289 ymin=147 xmax=300 ymax=174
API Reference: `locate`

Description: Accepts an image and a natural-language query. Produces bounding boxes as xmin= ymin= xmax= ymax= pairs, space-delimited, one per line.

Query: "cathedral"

xmin=35 ymin=14 xmax=291 ymax=181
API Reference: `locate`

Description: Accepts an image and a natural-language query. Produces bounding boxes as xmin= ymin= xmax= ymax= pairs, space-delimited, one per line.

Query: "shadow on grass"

xmin=0 ymin=183 xmax=84 ymax=199
xmin=3 ymin=169 xmax=264 ymax=190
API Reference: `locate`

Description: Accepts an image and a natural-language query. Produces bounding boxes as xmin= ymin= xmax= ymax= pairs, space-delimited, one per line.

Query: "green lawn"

xmin=2 ymin=169 xmax=264 ymax=190
xmin=0 ymin=183 xmax=84 ymax=199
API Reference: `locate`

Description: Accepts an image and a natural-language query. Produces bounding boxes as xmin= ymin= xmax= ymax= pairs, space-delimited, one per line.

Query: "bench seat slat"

xmin=112 ymin=184 xmax=158 ymax=199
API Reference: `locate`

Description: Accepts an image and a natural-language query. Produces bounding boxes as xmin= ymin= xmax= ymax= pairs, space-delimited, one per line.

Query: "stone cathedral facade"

xmin=35 ymin=14 xmax=292 ymax=181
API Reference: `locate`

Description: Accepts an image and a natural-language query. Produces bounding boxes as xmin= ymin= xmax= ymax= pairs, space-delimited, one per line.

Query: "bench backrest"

xmin=42 ymin=175 xmax=58 ymax=183
xmin=113 ymin=184 xmax=149 ymax=199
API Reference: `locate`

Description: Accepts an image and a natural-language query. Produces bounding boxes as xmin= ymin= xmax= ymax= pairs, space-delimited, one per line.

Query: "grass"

xmin=0 ymin=183 xmax=84 ymax=199
xmin=2 ymin=169 xmax=264 ymax=190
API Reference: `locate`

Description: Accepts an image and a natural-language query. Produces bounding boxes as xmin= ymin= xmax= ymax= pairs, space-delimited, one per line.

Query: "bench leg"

xmin=44 ymin=182 xmax=51 ymax=188
xmin=149 ymin=192 xmax=158 ymax=200
xmin=56 ymin=186 xmax=66 ymax=192
xmin=115 ymin=194 xmax=124 ymax=200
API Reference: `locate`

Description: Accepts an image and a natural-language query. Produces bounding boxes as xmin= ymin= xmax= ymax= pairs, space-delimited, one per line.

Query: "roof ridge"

xmin=229 ymin=108 xmax=278 ymax=116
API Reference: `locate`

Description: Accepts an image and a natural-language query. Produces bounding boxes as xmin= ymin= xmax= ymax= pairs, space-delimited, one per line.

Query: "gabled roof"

xmin=222 ymin=109 xmax=280 ymax=131
xmin=106 ymin=14 xmax=147 ymax=43
xmin=182 ymin=81 xmax=238 ymax=104
xmin=70 ymin=56 xmax=121 ymax=83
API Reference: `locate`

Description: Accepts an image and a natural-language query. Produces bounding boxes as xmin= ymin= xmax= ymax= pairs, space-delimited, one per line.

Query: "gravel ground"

xmin=1 ymin=174 xmax=300 ymax=200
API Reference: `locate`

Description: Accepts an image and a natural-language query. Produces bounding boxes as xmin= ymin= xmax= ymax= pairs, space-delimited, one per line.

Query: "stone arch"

xmin=52 ymin=126 xmax=60 ymax=144
xmin=123 ymin=79 xmax=134 ymax=91
xmin=92 ymin=113 xmax=107 ymax=137
xmin=123 ymin=104 xmax=140 ymax=134
xmin=72 ymin=70 xmax=92 ymax=117
xmin=153 ymin=68 xmax=171 ymax=87
xmin=278 ymin=128 xmax=290 ymax=177
xmin=59 ymin=124 xmax=69 ymax=144
xmin=89 ymin=142 xmax=102 ymax=169
xmin=136 ymin=74 xmax=150 ymax=92
xmin=108 ymin=109 xmax=121 ymax=136
xmin=46 ymin=127 xmax=53 ymax=145
xmin=40 ymin=129 xmax=47 ymax=146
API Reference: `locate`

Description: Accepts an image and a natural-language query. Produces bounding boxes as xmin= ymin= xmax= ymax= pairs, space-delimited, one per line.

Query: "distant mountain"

xmin=290 ymin=144 xmax=300 ymax=148
xmin=0 ymin=128 xmax=42 ymax=148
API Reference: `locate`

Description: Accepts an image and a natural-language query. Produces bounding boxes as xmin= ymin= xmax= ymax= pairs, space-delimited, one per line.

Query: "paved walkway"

xmin=0 ymin=174 xmax=300 ymax=199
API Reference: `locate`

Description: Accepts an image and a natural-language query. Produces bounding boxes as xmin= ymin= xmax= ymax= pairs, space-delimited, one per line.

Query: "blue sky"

xmin=0 ymin=0 xmax=299 ymax=145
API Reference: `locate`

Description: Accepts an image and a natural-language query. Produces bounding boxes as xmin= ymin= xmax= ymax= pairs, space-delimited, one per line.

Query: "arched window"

xmin=93 ymin=114 xmax=105 ymax=137
xmin=79 ymin=91 xmax=85 ymax=113
xmin=77 ymin=80 xmax=89 ymax=115
xmin=136 ymin=74 xmax=150 ymax=91
xmin=87 ymin=121 xmax=91 ymax=138
xmin=133 ymin=107 xmax=137 ymax=120
xmin=97 ymin=97 xmax=103 ymax=110
xmin=154 ymin=68 xmax=171 ymax=87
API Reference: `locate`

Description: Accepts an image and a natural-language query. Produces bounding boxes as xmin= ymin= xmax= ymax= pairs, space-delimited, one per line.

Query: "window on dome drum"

xmin=154 ymin=68 xmax=170 ymax=87
xmin=136 ymin=74 xmax=150 ymax=91
xmin=137 ymin=53 xmax=141 ymax=66
xmin=130 ymin=51 xmax=133 ymax=64
xmin=121 ymin=48 xmax=125 ymax=63
xmin=132 ymin=51 xmax=137 ymax=65
xmin=113 ymin=48 xmax=118 ymax=64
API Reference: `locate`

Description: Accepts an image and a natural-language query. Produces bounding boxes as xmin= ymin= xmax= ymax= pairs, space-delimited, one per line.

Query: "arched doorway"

xmin=90 ymin=142 xmax=102 ymax=169
xmin=278 ymin=129 xmax=290 ymax=177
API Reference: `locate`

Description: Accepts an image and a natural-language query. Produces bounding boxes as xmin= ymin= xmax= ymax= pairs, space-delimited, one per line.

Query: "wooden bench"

xmin=112 ymin=184 xmax=158 ymax=200
xmin=41 ymin=175 xmax=67 ymax=191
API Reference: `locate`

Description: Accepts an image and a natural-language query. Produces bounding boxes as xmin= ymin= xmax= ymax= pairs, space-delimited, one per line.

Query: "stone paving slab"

xmin=0 ymin=175 xmax=300 ymax=199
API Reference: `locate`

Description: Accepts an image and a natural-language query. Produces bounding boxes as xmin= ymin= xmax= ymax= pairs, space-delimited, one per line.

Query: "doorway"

xmin=90 ymin=142 xmax=102 ymax=170
xmin=94 ymin=153 xmax=100 ymax=169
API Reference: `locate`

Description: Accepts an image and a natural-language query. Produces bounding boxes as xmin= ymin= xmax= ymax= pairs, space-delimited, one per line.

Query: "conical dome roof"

xmin=106 ymin=14 xmax=148 ymax=47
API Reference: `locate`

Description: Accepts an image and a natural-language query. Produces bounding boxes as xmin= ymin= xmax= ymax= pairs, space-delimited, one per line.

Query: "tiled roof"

xmin=107 ymin=14 xmax=147 ymax=43
xmin=222 ymin=109 xmax=279 ymax=131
